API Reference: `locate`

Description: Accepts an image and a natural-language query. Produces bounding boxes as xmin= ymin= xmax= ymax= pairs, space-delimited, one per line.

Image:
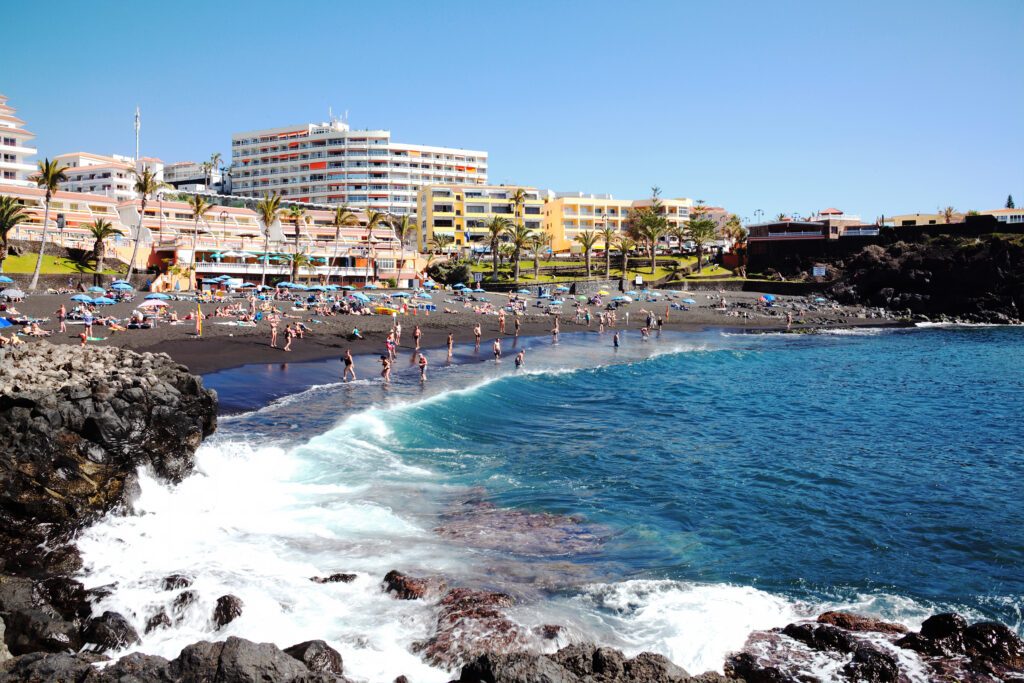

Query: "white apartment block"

xmin=55 ymin=152 xmax=165 ymax=201
xmin=0 ymin=94 xmax=38 ymax=186
xmin=164 ymin=160 xmax=222 ymax=191
xmin=230 ymin=119 xmax=487 ymax=216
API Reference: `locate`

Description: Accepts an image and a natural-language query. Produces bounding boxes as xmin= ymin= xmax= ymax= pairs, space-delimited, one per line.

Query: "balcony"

xmin=194 ymin=261 xmax=371 ymax=277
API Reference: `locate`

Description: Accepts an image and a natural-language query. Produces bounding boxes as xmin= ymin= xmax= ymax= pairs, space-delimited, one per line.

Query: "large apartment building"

xmin=544 ymin=193 xmax=696 ymax=252
xmin=416 ymin=184 xmax=544 ymax=250
xmin=0 ymin=94 xmax=37 ymax=186
xmin=54 ymin=152 xmax=165 ymax=201
xmin=230 ymin=119 xmax=487 ymax=216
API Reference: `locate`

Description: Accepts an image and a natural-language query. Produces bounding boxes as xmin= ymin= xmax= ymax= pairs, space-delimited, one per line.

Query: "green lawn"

xmin=681 ymin=264 xmax=733 ymax=278
xmin=1 ymin=253 xmax=118 ymax=275
xmin=469 ymin=255 xmax=701 ymax=284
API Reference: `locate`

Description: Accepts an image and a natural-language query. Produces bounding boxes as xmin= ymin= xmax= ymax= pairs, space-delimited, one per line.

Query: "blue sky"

xmin=4 ymin=0 xmax=1022 ymax=221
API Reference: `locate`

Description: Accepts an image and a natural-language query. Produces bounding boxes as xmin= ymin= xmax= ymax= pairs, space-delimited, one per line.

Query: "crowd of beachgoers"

xmin=0 ymin=277 xmax=899 ymax=373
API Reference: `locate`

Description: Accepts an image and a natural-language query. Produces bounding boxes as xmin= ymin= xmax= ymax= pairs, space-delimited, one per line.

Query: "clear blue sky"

xmin=4 ymin=0 xmax=1022 ymax=221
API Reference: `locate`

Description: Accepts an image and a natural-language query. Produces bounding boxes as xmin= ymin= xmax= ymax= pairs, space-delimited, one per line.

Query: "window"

xmin=524 ymin=206 xmax=541 ymax=215
xmin=433 ymin=218 xmax=454 ymax=227
xmin=466 ymin=204 xmax=486 ymax=214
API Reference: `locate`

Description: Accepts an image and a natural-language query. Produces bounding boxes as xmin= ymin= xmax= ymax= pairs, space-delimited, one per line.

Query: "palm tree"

xmin=428 ymin=233 xmax=454 ymax=255
xmin=528 ymin=231 xmax=549 ymax=281
xmin=126 ymin=167 xmax=167 ymax=282
xmin=87 ymin=218 xmax=124 ymax=283
xmin=286 ymin=205 xmax=308 ymax=282
xmin=328 ymin=206 xmax=358 ymax=282
xmin=669 ymin=224 xmax=688 ymax=254
xmin=0 ymin=196 xmax=29 ymax=273
xmin=504 ymin=223 xmax=534 ymax=284
xmin=255 ymin=192 xmax=283 ymax=287
xmin=292 ymin=253 xmax=313 ymax=283
xmin=598 ymin=225 xmax=616 ymax=279
xmin=28 ymin=158 xmax=69 ymax=290
xmin=186 ymin=194 xmax=212 ymax=286
xmin=687 ymin=204 xmax=719 ymax=273
xmin=941 ymin=206 xmax=956 ymax=224
xmin=208 ymin=152 xmax=222 ymax=184
xmin=508 ymin=188 xmax=528 ymax=227
xmin=616 ymin=236 xmax=637 ymax=288
xmin=485 ymin=216 xmax=511 ymax=281
xmin=390 ymin=214 xmax=416 ymax=286
xmin=362 ymin=210 xmax=387 ymax=284
xmin=574 ymin=229 xmax=600 ymax=278
xmin=775 ymin=213 xmax=788 ymax=221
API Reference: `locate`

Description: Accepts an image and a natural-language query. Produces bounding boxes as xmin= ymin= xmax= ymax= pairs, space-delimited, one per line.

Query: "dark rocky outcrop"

xmin=212 ymin=595 xmax=244 ymax=629
xmin=0 ymin=343 xmax=217 ymax=577
xmin=162 ymin=574 xmax=193 ymax=591
xmin=727 ymin=610 xmax=1024 ymax=682
xmin=310 ymin=573 xmax=356 ymax=584
xmin=81 ymin=610 xmax=141 ymax=653
xmin=283 ymin=639 xmax=344 ymax=674
xmin=828 ymin=235 xmax=1024 ymax=323
xmin=382 ymin=569 xmax=447 ymax=600
xmin=413 ymin=587 xmax=524 ymax=669
xmin=458 ymin=643 xmax=731 ymax=683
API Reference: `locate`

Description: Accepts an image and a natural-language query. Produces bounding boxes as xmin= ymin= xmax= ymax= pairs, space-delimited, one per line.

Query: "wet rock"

xmin=840 ymin=644 xmax=898 ymax=682
xmin=413 ymin=588 xmax=524 ymax=669
xmin=0 ymin=616 xmax=11 ymax=663
xmin=534 ymin=624 xmax=563 ymax=640
xmin=212 ymin=595 xmax=244 ymax=629
xmin=782 ymin=622 xmax=857 ymax=653
xmin=35 ymin=577 xmax=92 ymax=623
xmin=168 ymin=637 xmax=311 ymax=682
xmin=382 ymin=570 xmax=446 ymax=600
xmin=172 ymin=589 xmax=199 ymax=620
xmin=145 ymin=609 xmax=172 ymax=634
xmin=0 ymin=651 xmax=108 ymax=682
xmin=897 ymin=612 xmax=967 ymax=657
xmin=394 ymin=677 xmax=410 ymax=683
xmin=458 ymin=650 xmax=577 ymax=682
xmin=723 ymin=652 xmax=792 ymax=682
xmin=284 ymin=639 xmax=344 ymax=674
xmin=82 ymin=611 xmax=141 ymax=653
xmin=310 ymin=572 xmax=356 ymax=584
xmin=816 ymin=611 xmax=907 ymax=634
xmin=162 ymin=574 xmax=193 ymax=591
xmin=963 ymin=620 xmax=1024 ymax=671
xmin=86 ymin=651 xmax=171 ymax=680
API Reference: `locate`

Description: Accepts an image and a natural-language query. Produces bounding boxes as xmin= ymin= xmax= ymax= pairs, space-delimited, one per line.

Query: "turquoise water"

xmin=83 ymin=326 xmax=1024 ymax=681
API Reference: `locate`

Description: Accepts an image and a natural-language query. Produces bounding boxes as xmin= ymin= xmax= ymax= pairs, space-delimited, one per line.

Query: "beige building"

xmin=416 ymin=184 xmax=544 ymax=250
xmin=885 ymin=211 xmax=964 ymax=227
xmin=544 ymin=193 xmax=697 ymax=253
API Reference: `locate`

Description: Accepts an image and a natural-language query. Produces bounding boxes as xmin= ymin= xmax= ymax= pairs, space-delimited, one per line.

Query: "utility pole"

xmin=134 ymin=107 xmax=140 ymax=164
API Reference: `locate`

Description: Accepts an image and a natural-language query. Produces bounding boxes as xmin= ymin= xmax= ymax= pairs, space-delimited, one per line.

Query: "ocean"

xmin=75 ymin=326 xmax=1024 ymax=681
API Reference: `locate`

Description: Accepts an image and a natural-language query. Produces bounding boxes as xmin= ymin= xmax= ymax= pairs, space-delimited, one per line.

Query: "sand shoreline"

xmin=2 ymin=290 xmax=904 ymax=375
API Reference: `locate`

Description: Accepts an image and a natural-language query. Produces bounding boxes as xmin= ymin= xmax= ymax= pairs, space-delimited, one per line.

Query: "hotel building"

xmin=54 ymin=152 xmax=166 ymax=201
xmin=544 ymin=193 xmax=696 ymax=253
xmin=415 ymin=184 xmax=544 ymax=250
xmin=0 ymin=94 xmax=37 ymax=186
xmin=163 ymin=161 xmax=222 ymax=192
xmin=230 ymin=119 xmax=487 ymax=216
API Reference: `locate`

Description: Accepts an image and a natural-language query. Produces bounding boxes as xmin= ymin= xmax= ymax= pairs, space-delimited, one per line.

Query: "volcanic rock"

xmin=81 ymin=610 xmax=141 ymax=653
xmin=382 ymin=570 xmax=446 ymax=600
xmin=284 ymin=639 xmax=344 ymax=674
xmin=816 ymin=611 xmax=907 ymax=634
xmin=167 ymin=637 xmax=313 ymax=682
xmin=840 ymin=644 xmax=898 ymax=683
xmin=310 ymin=572 xmax=356 ymax=584
xmin=162 ymin=574 xmax=193 ymax=591
xmin=0 ymin=574 xmax=82 ymax=655
xmin=781 ymin=623 xmax=857 ymax=653
xmin=413 ymin=588 xmax=525 ymax=669
xmin=144 ymin=609 xmax=172 ymax=634
xmin=212 ymin=594 xmax=244 ymax=629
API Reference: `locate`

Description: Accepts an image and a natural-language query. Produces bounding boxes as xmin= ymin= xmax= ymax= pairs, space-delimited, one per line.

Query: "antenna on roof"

xmin=134 ymin=106 xmax=140 ymax=164
xmin=328 ymin=106 xmax=334 ymax=123
xmin=344 ymin=110 xmax=349 ymax=125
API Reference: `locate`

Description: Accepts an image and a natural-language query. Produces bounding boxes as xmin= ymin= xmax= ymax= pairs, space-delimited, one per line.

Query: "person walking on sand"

xmin=473 ymin=323 xmax=482 ymax=349
xmin=498 ymin=310 xmax=506 ymax=335
xmin=447 ymin=333 xmax=454 ymax=361
xmin=380 ymin=355 xmax=392 ymax=383
xmin=413 ymin=324 xmax=422 ymax=350
xmin=418 ymin=353 xmax=428 ymax=382
xmin=270 ymin=314 xmax=280 ymax=348
xmin=394 ymin=321 xmax=402 ymax=346
xmin=493 ymin=338 xmax=502 ymax=361
xmin=514 ymin=349 xmax=525 ymax=369
xmin=786 ymin=311 xmax=793 ymax=330
xmin=283 ymin=323 xmax=295 ymax=352
xmin=342 ymin=349 xmax=356 ymax=381
xmin=57 ymin=305 xmax=67 ymax=334
xmin=83 ymin=310 xmax=94 ymax=339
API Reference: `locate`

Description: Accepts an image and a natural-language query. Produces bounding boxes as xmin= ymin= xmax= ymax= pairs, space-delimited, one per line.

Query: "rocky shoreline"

xmin=2 ymin=342 xmax=1023 ymax=682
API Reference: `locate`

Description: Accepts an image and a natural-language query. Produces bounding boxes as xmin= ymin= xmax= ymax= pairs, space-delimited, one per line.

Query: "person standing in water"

xmin=342 ymin=349 xmax=356 ymax=381
xmin=493 ymin=338 xmax=502 ymax=361
xmin=380 ymin=355 xmax=392 ymax=383
xmin=447 ymin=332 xmax=454 ymax=361
xmin=473 ymin=323 xmax=482 ymax=349
xmin=514 ymin=315 xmax=521 ymax=337
xmin=418 ymin=353 xmax=428 ymax=382
xmin=413 ymin=324 xmax=422 ymax=350
xmin=514 ymin=349 xmax=525 ymax=369
xmin=613 ymin=331 xmax=620 ymax=348
xmin=552 ymin=317 xmax=559 ymax=343
xmin=786 ymin=311 xmax=793 ymax=330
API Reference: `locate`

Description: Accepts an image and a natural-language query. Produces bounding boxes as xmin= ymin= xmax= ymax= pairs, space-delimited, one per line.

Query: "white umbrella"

xmin=1 ymin=288 xmax=25 ymax=298
xmin=137 ymin=299 xmax=169 ymax=308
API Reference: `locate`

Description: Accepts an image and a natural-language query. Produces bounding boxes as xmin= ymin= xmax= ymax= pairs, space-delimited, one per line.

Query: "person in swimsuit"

xmin=493 ymin=338 xmax=501 ymax=361
xmin=473 ymin=324 xmax=481 ymax=349
xmin=56 ymin=304 xmax=67 ymax=333
xmin=514 ymin=315 xmax=521 ymax=337
xmin=414 ymin=325 xmax=422 ymax=350
xmin=269 ymin=315 xmax=279 ymax=348
xmin=283 ymin=323 xmax=295 ymax=351
xmin=514 ymin=350 xmax=525 ymax=369
xmin=418 ymin=353 xmax=428 ymax=382
xmin=447 ymin=333 xmax=454 ymax=361
xmin=613 ymin=331 xmax=620 ymax=348
xmin=380 ymin=355 xmax=392 ymax=383
xmin=342 ymin=349 xmax=356 ymax=381
xmin=552 ymin=317 xmax=559 ymax=343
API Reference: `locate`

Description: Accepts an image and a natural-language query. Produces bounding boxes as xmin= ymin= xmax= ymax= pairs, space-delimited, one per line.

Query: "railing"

xmin=842 ymin=229 xmax=880 ymax=237
xmin=194 ymin=262 xmax=371 ymax=276
xmin=763 ymin=230 xmax=824 ymax=238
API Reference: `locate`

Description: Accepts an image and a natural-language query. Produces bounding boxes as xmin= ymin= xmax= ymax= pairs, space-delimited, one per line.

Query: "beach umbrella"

xmin=761 ymin=294 xmax=776 ymax=302
xmin=418 ymin=293 xmax=432 ymax=300
xmin=2 ymin=288 xmax=25 ymax=298
xmin=340 ymin=285 xmax=356 ymax=290
xmin=88 ymin=286 xmax=106 ymax=293
xmin=453 ymin=283 xmax=467 ymax=289
xmin=71 ymin=294 xmax=93 ymax=302
xmin=0 ymin=276 xmax=13 ymax=284
xmin=473 ymin=288 xmax=486 ymax=293
xmin=556 ymin=285 xmax=570 ymax=292
xmin=597 ymin=290 xmax=609 ymax=295
xmin=257 ymin=285 xmax=273 ymax=291
xmin=306 ymin=285 xmax=325 ymax=291
xmin=91 ymin=297 xmax=116 ymax=305
xmin=814 ymin=297 xmax=827 ymax=303
xmin=111 ymin=282 xmax=133 ymax=291
xmin=210 ymin=253 xmax=224 ymax=260
xmin=240 ymin=283 xmax=257 ymax=288
xmin=625 ymin=290 xmax=638 ymax=296
xmin=352 ymin=292 xmax=371 ymax=302
xmin=363 ymin=283 xmax=379 ymax=289
xmin=0 ymin=318 xmax=11 ymax=328
xmin=391 ymin=292 xmax=410 ymax=298
xmin=111 ymin=279 xmax=131 ymax=285
xmin=576 ymin=295 xmax=588 ymax=301
xmin=551 ymin=299 xmax=565 ymax=305
xmin=516 ymin=288 xmax=530 ymax=294
xmin=145 ymin=293 xmax=171 ymax=299
xmin=682 ymin=298 xmax=697 ymax=304
xmin=137 ymin=299 xmax=169 ymax=308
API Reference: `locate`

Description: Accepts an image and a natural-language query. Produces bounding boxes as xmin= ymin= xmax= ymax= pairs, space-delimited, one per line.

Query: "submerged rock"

xmin=284 ymin=639 xmax=344 ymax=674
xmin=816 ymin=611 xmax=907 ymax=634
xmin=414 ymin=587 xmax=524 ymax=669
xmin=310 ymin=572 xmax=356 ymax=584
xmin=162 ymin=574 xmax=193 ymax=591
xmin=82 ymin=610 xmax=141 ymax=653
xmin=382 ymin=570 xmax=447 ymax=600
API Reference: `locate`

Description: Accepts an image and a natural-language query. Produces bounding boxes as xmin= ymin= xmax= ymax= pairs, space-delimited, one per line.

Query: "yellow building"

xmin=416 ymin=184 xmax=544 ymax=250
xmin=544 ymin=193 xmax=695 ymax=253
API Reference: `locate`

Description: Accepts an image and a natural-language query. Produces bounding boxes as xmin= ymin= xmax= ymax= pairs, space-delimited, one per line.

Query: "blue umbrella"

xmin=473 ymin=288 xmax=486 ymax=293
xmin=0 ymin=317 xmax=11 ymax=328
xmin=0 ymin=276 xmax=13 ymax=284
xmin=682 ymin=298 xmax=697 ymax=304
xmin=453 ymin=283 xmax=467 ymax=289
xmin=556 ymin=285 xmax=570 ymax=292
xmin=306 ymin=285 xmax=325 ymax=291
xmin=391 ymin=292 xmax=410 ymax=298
xmin=340 ymin=285 xmax=356 ymax=290
xmin=145 ymin=293 xmax=171 ymax=299
xmin=551 ymin=299 xmax=565 ymax=305
xmin=352 ymin=292 xmax=371 ymax=302
xmin=111 ymin=282 xmax=133 ymax=290
xmin=762 ymin=294 xmax=776 ymax=302
xmin=112 ymin=279 xmax=131 ymax=285
xmin=240 ymin=283 xmax=257 ymax=288
xmin=71 ymin=294 xmax=93 ymax=302
xmin=814 ymin=297 xmax=827 ymax=303
xmin=88 ymin=286 xmax=106 ymax=293
xmin=92 ymin=297 xmax=116 ymax=305
xmin=517 ymin=288 xmax=530 ymax=294
xmin=418 ymin=293 xmax=432 ymax=300
xmin=363 ymin=283 xmax=379 ymax=289
xmin=625 ymin=290 xmax=638 ymax=296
